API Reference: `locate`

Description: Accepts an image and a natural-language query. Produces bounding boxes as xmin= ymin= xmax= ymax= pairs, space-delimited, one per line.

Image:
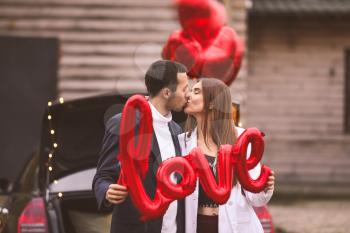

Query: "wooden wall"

xmin=0 ymin=0 xmax=248 ymax=101
xmin=247 ymin=16 xmax=350 ymax=194
xmin=0 ymin=0 xmax=179 ymax=99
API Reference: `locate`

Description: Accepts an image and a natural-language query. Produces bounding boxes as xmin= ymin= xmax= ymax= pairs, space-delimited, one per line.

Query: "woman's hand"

xmin=264 ymin=170 xmax=275 ymax=193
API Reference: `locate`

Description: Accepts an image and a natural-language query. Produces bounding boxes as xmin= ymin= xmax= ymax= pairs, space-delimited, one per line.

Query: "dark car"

xmin=0 ymin=92 xmax=274 ymax=233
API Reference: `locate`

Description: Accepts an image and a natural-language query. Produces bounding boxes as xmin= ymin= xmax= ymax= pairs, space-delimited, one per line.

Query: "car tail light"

xmin=18 ymin=197 xmax=48 ymax=233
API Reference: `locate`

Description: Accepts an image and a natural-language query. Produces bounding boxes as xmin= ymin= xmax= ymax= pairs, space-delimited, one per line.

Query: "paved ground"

xmin=269 ymin=198 xmax=350 ymax=233
xmin=2 ymin=195 xmax=350 ymax=233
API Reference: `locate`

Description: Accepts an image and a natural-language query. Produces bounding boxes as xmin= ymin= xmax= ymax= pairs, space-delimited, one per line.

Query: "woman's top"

xmin=198 ymin=154 xmax=219 ymax=208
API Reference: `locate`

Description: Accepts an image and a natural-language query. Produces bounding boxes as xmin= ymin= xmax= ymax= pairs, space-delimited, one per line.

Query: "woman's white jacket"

xmin=178 ymin=127 xmax=273 ymax=233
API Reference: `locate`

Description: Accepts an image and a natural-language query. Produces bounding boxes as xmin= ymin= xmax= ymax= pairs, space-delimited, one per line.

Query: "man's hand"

xmin=105 ymin=184 xmax=128 ymax=205
xmin=264 ymin=170 xmax=275 ymax=193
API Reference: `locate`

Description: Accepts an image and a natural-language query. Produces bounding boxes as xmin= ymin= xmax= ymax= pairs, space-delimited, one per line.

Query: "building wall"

xmin=0 ymin=0 xmax=248 ymax=102
xmin=0 ymin=0 xmax=179 ymax=100
xmin=228 ymin=0 xmax=250 ymax=121
xmin=2 ymin=0 xmax=348 ymax=194
xmin=247 ymin=16 xmax=350 ymax=194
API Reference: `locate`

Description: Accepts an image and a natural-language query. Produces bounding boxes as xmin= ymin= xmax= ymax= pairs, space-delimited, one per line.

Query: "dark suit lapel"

xmin=168 ymin=122 xmax=181 ymax=157
xmin=150 ymin=123 xmax=185 ymax=233
xmin=151 ymin=123 xmax=181 ymax=175
xmin=151 ymin=129 xmax=162 ymax=176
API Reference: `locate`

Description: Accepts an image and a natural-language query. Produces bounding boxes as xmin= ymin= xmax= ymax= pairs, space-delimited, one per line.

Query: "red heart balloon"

xmin=163 ymin=0 xmax=244 ymax=85
xmin=162 ymin=30 xmax=202 ymax=77
xmin=200 ymin=26 xmax=244 ymax=85
xmin=162 ymin=26 xmax=244 ymax=86
xmin=176 ymin=0 xmax=226 ymax=48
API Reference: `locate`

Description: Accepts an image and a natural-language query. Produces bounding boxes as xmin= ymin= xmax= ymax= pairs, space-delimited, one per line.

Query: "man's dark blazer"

xmin=92 ymin=112 xmax=185 ymax=233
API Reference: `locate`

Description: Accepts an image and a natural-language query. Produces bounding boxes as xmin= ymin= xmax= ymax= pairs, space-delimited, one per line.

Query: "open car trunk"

xmin=38 ymin=92 xmax=187 ymax=233
xmin=39 ymin=93 xmax=133 ymax=233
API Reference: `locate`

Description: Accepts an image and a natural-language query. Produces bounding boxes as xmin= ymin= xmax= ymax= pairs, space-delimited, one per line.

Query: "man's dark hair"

xmin=145 ymin=60 xmax=188 ymax=97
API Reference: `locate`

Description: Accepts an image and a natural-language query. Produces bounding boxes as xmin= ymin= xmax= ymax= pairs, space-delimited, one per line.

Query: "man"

xmin=92 ymin=60 xmax=189 ymax=233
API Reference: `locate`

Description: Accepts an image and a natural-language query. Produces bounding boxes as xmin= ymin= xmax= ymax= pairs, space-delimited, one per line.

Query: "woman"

xmin=179 ymin=78 xmax=275 ymax=233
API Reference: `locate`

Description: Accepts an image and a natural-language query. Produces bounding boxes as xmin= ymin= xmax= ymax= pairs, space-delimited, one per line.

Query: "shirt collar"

xmin=149 ymin=102 xmax=172 ymax=124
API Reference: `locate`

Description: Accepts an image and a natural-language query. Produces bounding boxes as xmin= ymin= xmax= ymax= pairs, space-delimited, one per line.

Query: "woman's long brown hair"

xmin=185 ymin=78 xmax=237 ymax=147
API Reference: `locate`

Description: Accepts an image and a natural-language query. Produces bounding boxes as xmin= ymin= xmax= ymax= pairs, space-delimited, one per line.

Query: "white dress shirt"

xmin=149 ymin=102 xmax=177 ymax=233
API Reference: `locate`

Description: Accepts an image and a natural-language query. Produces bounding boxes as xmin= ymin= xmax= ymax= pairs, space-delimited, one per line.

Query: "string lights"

xmin=46 ymin=97 xmax=65 ymax=198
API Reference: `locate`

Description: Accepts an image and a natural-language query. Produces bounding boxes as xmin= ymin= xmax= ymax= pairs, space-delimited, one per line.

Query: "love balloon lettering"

xmin=117 ymin=95 xmax=271 ymax=221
